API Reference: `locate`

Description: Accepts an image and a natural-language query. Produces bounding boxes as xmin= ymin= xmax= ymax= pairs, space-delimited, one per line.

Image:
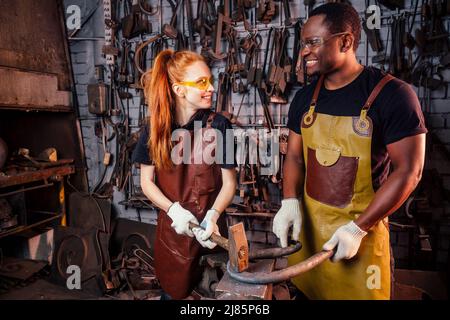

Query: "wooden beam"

xmin=0 ymin=67 xmax=71 ymax=111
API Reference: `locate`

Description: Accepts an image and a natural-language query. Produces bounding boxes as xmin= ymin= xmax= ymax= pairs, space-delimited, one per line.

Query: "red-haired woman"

xmin=132 ymin=50 xmax=236 ymax=299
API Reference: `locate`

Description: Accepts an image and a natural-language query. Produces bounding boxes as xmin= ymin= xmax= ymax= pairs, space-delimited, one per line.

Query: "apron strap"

xmin=355 ymin=74 xmax=394 ymax=136
xmin=361 ymin=74 xmax=394 ymax=113
xmin=310 ymin=75 xmax=325 ymax=107
xmin=304 ymin=74 xmax=325 ymax=119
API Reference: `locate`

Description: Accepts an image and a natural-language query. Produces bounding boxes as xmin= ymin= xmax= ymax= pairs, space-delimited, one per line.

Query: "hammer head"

xmin=228 ymin=222 xmax=249 ymax=273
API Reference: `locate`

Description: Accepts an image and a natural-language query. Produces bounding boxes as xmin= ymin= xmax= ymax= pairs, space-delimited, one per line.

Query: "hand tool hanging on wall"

xmin=185 ymin=0 xmax=196 ymax=50
xmin=257 ymin=0 xmax=277 ymax=24
xmin=242 ymin=33 xmax=263 ymax=87
xmin=265 ymin=28 xmax=291 ymax=103
xmin=265 ymin=28 xmax=281 ymax=98
xmin=226 ymin=28 xmax=246 ymax=93
xmin=240 ymin=33 xmax=254 ymax=78
xmin=207 ymin=0 xmax=233 ymax=61
xmin=388 ymin=14 xmax=408 ymax=80
xmin=236 ymin=131 xmax=268 ymax=210
xmin=160 ymin=0 xmax=190 ymax=50
xmin=402 ymin=0 xmax=420 ymax=67
xmin=290 ymin=20 xmax=303 ymax=85
xmin=129 ymin=45 xmax=144 ymax=89
xmin=121 ymin=0 xmax=152 ymax=39
xmin=257 ymin=87 xmax=275 ymax=131
xmin=281 ymin=0 xmax=296 ymax=26
xmin=88 ymin=65 xmax=109 ymax=116
xmin=231 ymin=0 xmax=252 ymax=31
xmin=412 ymin=59 xmax=447 ymax=94
xmin=272 ymin=127 xmax=289 ymax=187
xmin=162 ymin=0 xmax=183 ymax=39
xmin=257 ymin=26 xmax=273 ymax=93
xmin=362 ymin=6 xmax=385 ymax=64
xmin=195 ymin=0 xmax=217 ymax=61
xmin=118 ymin=41 xmax=133 ymax=88
xmin=215 ymin=72 xmax=229 ymax=114
xmin=415 ymin=0 xmax=450 ymax=57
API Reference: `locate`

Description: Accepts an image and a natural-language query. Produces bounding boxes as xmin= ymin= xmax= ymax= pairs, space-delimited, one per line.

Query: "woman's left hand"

xmin=199 ymin=209 xmax=220 ymax=241
xmin=192 ymin=227 xmax=219 ymax=249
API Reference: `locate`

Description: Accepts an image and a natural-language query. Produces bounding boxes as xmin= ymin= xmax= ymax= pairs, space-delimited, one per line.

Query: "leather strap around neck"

xmin=362 ymin=74 xmax=394 ymax=111
xmin=310 ymin=75 xmax=325 ymax=106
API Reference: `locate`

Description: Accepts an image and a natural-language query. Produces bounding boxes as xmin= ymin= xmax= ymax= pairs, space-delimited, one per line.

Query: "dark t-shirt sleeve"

xmin=287 ymin=89 xmax=308 ymax=134
xmin=380 ymin=82 xmax=428 ymax=145
xmin=212 ymin=113 xmax=237 ymax=169
xmin=131 ymin=125 xmax=153 ymax=165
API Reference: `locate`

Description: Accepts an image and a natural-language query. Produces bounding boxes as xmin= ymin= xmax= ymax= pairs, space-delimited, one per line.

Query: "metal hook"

xmin=138 ymin=0 xmax=159 ymax=16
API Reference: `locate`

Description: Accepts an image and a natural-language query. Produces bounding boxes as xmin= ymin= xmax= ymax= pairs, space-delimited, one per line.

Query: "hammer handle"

xmin=189 ymin=222 xmax=229 ymax=251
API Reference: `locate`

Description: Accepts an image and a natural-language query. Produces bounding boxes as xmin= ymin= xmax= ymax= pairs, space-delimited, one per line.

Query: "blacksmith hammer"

xmin=189 ymin=222 xmax=301 ymax=273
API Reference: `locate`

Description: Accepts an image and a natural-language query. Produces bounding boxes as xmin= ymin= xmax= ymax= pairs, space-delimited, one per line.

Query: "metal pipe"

xmin=248 ymin=242 xmax=302 ymax=260
xmin=227 ymin=250 xmax=334 ymax=284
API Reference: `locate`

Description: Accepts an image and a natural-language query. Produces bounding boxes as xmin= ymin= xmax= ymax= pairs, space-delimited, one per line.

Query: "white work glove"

xmin=322 ymin=221 xmax=368 ymax=263
xmin=167 ymin=202 xmax=199 ymax=237
xmin=199 ymin=209 xmax=220 ymax=241
xmin=192 ymin=227 xmax=220 ymax=249
xmin=272 ymin=198 xmax=302 ymax=248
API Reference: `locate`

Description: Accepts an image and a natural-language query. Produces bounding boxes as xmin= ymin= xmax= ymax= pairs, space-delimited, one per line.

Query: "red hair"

xmin=141 ymin=50 xmax=206 ymax=170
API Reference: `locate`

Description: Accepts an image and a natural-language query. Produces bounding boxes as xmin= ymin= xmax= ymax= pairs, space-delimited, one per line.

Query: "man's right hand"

xmin=272 ymin=198 xmax=302 ymax=247
xmin=167 ymin=202 xmax=199 ymax=237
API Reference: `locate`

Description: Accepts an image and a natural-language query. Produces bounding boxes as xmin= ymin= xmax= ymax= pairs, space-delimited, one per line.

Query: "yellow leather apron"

xmin=288 ymin=74 xmax=394 ymax=300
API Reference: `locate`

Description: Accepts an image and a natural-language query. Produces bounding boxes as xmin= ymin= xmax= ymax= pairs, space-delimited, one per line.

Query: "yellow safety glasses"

xmin=177 ymin=76 xmax=214 ymax=91
xmin=300 ymin=32 xmax=350 ymax=50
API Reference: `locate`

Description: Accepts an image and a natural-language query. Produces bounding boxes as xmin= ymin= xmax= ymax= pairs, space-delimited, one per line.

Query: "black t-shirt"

xmin=132 ymin=109 xmax=236 ymax=169
xmin=287 ymin=66 xmax=427 ymax=190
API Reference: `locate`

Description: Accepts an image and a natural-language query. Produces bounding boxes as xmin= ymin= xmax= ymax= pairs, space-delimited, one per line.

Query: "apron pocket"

xmin=195 ymin=164 xmax=217 ymax=195
xmin=306 ymin=147 xmax=358 ymax=208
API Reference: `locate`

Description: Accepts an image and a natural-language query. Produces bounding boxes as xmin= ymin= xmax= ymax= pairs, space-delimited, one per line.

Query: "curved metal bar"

xmin=248 ymin=242 xmax=302 ymax=260
xmin=139 ymin=0 xmax=159 ymax=16
xmin=227 ymin=250 xmax=334 ymax=284
xmin=134 ymin=34 xmax=163 ymax=74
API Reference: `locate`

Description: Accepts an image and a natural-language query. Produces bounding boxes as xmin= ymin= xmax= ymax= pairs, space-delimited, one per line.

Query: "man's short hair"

xmin=309 ymin=2 xmax=361 ymax=51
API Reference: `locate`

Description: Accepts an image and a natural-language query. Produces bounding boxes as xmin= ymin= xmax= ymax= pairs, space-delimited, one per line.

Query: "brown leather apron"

xmin=153 ymin=112 xmax=224 ymax=299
